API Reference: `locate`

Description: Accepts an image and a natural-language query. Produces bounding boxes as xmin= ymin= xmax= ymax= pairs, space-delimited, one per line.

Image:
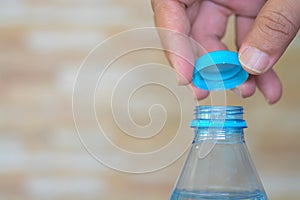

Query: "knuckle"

xmin=257 ymin=10 xmax=297 ymax=41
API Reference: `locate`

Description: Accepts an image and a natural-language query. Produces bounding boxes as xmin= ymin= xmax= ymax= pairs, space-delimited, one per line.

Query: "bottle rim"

xmin=191 ymin=105 xmax=247 ymax=128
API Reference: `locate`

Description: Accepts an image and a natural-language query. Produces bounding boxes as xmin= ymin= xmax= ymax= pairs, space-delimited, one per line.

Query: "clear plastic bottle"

xmin=170 ymin=106 xmax=268 ymax=200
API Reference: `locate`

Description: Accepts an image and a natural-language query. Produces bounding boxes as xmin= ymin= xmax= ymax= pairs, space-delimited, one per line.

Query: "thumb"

xmin=238 ymin=0 xmax=300 ymax=75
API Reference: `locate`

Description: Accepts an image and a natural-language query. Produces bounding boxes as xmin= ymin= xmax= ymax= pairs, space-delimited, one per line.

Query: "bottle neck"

xmin=193 ymin=128 xmax=245 ymax=144
xmin=191 ymin=106 xmax=246 ymax=144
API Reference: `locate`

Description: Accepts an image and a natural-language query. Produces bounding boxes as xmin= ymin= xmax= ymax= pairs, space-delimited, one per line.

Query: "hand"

xmin=151 ymin=0 xmax=300 ymax=104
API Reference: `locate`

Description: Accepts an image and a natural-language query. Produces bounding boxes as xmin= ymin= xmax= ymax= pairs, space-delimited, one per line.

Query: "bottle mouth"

xmin=191 ymin=106 xmax=247 ymax=128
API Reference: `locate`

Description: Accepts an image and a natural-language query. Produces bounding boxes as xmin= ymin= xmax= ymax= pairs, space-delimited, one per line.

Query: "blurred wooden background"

xmin=0 ymin=0 xmax=299 ymax=199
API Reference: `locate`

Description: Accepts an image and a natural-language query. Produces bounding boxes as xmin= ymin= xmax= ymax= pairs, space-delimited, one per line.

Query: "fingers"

xmin=232 ymin=69 xmax=282 ymax=104
xmin=152 ymin=0 xmax=291 ymax=103
xmin=152 ymin=0 xmax=209 ymax=100
xmin=234 ymin=75 xmax=256 ymax=98
xmin=211 ymin=0 xmax=265 ymax=17
xmin=235 ymin=16 xmax=255 ymax=48
xmin=190 ymin=0 xmax=230 ymax=52
xmin=158 ymin=29 xmax=197 ymax=85
xmin=255 ymin=69 xmax=282 ymax=104
xmin=239 ymin=0 xmax=300 ymax=75
xmin=234 ymin=16 xmax=257 ymax=98
xmin=152 ymin=0 xmax=196 ymax=84
xmin=190 ymin=84 xmax=210 ymax=100
xmin=235 ymin=0 xmax=299 ymax=103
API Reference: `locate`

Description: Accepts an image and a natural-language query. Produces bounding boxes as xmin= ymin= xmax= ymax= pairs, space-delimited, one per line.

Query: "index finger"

xmin=151 ymin=0 xmax=197 ymax=85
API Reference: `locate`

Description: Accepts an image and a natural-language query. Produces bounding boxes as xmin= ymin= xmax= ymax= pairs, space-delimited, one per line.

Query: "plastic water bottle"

xmin=170 ymin=106 xmax=268 ymax=200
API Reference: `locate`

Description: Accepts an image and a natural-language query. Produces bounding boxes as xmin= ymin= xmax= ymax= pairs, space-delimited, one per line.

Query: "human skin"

xmin=151 ymin=0 xmax=300 ymax=104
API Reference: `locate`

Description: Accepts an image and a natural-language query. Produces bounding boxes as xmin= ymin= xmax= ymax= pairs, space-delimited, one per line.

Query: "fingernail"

xmin=239 ymin=46 xmax=270 ymax=74
xmin=266 ymin=97 xmax=275 ymax=105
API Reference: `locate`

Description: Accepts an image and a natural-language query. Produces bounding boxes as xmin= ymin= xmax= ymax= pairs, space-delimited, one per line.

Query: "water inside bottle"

xmin=170 ymin=188 xmax=267 ymax=200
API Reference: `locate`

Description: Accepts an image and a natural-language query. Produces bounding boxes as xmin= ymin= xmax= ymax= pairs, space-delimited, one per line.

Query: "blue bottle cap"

xmin=192 ymin=50 xmax=248 ymax=90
